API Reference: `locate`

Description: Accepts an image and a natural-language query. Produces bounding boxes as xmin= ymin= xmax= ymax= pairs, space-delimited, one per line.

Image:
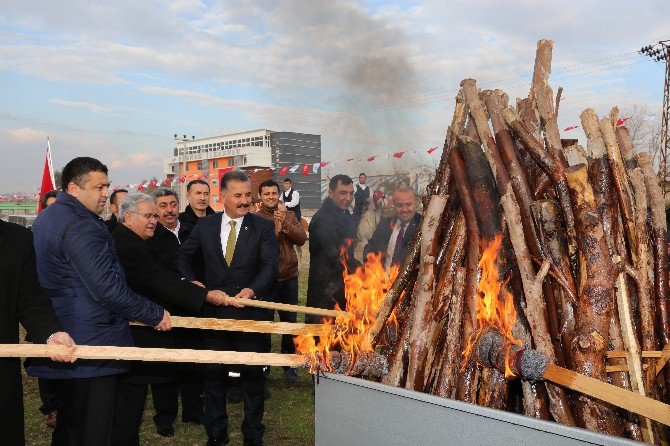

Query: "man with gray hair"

xmin=111 ymin=192 xmax=233 ymax=444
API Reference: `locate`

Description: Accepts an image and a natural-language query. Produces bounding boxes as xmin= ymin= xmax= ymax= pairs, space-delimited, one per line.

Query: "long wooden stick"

xmin=1 ymin=344 xmax=307 ymax=367
xmin=131 ymin=316 xmax=323 ymax=335
xmin=235 ymin=299 xmax=340 ymax=318
xmin=544 ymin=363 xmax=670 ymax=426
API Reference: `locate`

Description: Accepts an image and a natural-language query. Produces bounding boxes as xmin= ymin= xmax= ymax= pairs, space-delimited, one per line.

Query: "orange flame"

xmin=295 ymin=247 xmax=399 ymax=373
xmin=462 ymin=234 xmax=521 ymax=377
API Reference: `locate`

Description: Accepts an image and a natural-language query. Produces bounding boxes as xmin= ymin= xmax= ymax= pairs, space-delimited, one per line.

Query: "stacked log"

xmin=364 ymin=39 xmax=669 ymax=444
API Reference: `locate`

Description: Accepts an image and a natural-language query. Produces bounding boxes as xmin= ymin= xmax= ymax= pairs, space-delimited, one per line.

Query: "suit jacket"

xmin=105 ymin=213 xmax=119 ymax=233
xmin=178 ymin=205 xmax=213 ymax=282
xmin=176 ymin=212 xmax=278 ymax=324
xmin=147 ymin=222 xmax=190 ymax=275
xmin=112 ymin=224 xmax=206 ymax=383
xmin=363 ymin=213 xmax=421 ymax=265
xmin=0 ymin=221 xmax=61 ymax=445
xmin=306 ymin=198 xmax=360 ymax=320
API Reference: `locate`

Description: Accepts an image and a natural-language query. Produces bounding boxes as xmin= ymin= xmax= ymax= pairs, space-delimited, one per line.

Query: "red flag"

xmin=427 ymin=147 xmax=438 ymax=154
xmin=137 ymin=184 xmax=144 ymax=191
xmin=302 ymin=164 xmax=310 ymax=176
xmin=178 ymin=176 xmax=186 ymax=183
xmin=563 ymin=125 xmax=579 ymax=131
xmin=616 ymin=117 xmax=630 ymax=127
xmin=279 ymin=166 xmax=289 ymax=176
xmin=346 ymin=158 xmax=354 ymax=162
xmin=393 ymin=151 xmax=406 ymax=159
xmin=149 ymin=180 xmax=157 ymax=188
xmin=367 ymin=156 xmax=376 ymax=162
xmin=37 ymin=138 xmax=56 ymax=213
xmin=319 ymin=161 xmax=329 ymax=167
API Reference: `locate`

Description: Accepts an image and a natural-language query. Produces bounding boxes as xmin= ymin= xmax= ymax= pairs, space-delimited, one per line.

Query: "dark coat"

xmin=27 ymin=191 xmax=164 ymax=379
xmin=104 ymin=213 xmax=119 ymax=233
xmin=178 ymin=204 xmax=215 ymax=228
xmin=0 ymin=221 xmax=61 ymax=446
xmin=112 ymin=224 xmax=206 ymax=383
xmin=178 ymin=205 xmax=214 ymax=282
xmin=147 ymin=222 xmax=191 ymax=276
xmin=363 ymin=213 xmax=421 ymax=264
xmin=306 ymin=198 xmax=359 ymax=320
xmin=176 ymin=212 xmax=278 ymax=328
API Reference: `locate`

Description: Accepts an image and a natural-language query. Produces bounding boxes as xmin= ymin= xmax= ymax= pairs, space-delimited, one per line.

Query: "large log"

xmin=501 ymin=185 xmax=576 ymax=426
xmin=564 ymin=164 xmax=619 ymax=435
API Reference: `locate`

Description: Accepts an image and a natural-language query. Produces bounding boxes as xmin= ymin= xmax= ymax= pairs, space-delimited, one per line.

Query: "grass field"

xmin=23 ymin=243 xmax=316 ymax=446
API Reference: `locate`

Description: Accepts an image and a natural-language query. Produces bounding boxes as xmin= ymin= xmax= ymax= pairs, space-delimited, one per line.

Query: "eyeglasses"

xmin=129 ymin=211 xmax=159 ymax=220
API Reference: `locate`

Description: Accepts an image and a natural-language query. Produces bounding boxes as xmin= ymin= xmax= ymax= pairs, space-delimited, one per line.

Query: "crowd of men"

xmin=1 ymin=156 xmax=420 ymax=446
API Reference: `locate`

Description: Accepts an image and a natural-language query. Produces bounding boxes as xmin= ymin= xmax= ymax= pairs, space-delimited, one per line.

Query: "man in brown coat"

xmin=256 ymin=179 xmax=307 ymax=382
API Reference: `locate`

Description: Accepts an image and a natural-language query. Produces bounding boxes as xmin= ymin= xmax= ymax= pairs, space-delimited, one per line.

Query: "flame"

xmin=295 ymin=247 xmax=399 ymax=373
xmin=462 ymin=234 xmax=521 ymax=377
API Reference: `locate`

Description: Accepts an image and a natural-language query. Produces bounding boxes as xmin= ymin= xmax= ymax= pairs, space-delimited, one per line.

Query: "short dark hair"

xmin=283 ymin=178 xmax=292 ymax=184
xmin=109 ymin=188 xmax=128 ymax=206
xmin=186 ymin=179 xmax=209 ymax=192
xmin=221 ymin=170 xmax=250 ymax=191
xmin=359 ymin=173 xmax=366 ymax=177
xmin=61 ymin=157 xmax=108 ymax=191
xmin=258 ymin=180 xmax=280 ymax=195
xmin=152 ymin=187 xmax=179 ymax=202
xmin=329 ymin=174 xmax=353 ymax=191
xmin=40 ymin=190 xmax=58 ymax=209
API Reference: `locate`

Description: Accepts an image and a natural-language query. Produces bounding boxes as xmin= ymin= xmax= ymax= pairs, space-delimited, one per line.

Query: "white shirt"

xmin=385 ymin=220 xmax=407 ymax=270
xmin=168 ymin=220 xmax=181 ymax=243
xmin=220 ymin=212 xmax=245 ymax=258
xmin=281 ymin=188 xmax=300 ymax=208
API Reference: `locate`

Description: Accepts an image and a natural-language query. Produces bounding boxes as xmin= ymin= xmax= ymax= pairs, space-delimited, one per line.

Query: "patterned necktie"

xmin=225 ymin=220 xmax=237 ymax=265
xmin=391 ymin=221 xmax=407 ymax=265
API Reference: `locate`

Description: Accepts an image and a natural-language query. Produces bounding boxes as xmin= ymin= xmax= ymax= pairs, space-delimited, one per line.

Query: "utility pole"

xmin=640 ymin=40 xmax=670 ymax=194
xmin=174 ymin=134 xmax=195 ymax=212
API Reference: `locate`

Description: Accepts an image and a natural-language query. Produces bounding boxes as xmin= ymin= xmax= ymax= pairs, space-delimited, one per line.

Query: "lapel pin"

xmin=244 ymin=226 xmax=248 ymax=230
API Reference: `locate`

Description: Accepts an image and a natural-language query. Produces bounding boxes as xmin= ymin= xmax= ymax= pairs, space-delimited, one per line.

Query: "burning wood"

xmin=297 ymin=38 xmax=670 ymax=444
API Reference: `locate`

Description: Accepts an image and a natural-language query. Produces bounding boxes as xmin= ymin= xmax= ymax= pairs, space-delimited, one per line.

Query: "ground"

xmin=23 ymin=243 xmax=317 ymax=446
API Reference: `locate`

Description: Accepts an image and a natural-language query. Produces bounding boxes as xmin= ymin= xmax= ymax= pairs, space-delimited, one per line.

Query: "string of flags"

xmin=562 ymin=115 xmax=657 ymax=132
xmin=112 ymin=145 xmax=441 ymax=191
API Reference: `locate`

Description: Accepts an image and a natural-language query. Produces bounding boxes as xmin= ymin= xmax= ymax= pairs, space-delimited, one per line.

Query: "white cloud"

xmin=49 ymin=99 xmax=138 ymax=116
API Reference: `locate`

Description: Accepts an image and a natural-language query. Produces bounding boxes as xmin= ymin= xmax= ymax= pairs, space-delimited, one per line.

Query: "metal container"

xmin=315 ymin=373 xmax=640 ymax=446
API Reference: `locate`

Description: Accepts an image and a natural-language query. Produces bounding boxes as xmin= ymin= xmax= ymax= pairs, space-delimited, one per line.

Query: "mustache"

xmin=163 ymin=212 xmax=177 ymax=217
xmin=236 ymin=204 xmax=249 ymax=209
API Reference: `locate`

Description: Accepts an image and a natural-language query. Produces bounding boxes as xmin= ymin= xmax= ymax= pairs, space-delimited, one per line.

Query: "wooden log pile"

xmin=367 ymin=39 xmax=670 ymax=443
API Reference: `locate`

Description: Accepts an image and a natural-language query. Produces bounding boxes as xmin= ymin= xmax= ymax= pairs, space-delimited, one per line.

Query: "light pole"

xmin=174 ymin=134 xmax=195 ymax=212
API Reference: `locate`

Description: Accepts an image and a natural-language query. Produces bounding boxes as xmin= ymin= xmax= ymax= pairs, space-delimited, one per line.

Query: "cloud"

xmin=49 ymin=99 xmax=138 ymax=116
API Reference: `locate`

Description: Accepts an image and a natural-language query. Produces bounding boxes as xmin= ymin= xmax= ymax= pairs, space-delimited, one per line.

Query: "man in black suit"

xmin=148 ymin=187 xmax=204 ymax=430
xmin=0 ymin=220 xmax=76 ymax=446
xmin=363 ymin=186 xmax=421 ymax=268
xmin=110 ymin=192 xmax=231 ymax=445
xmin=105 ymin=188 xmax=127 ymax=232
xmin=177 ymin=170 xmax=278 ymax=446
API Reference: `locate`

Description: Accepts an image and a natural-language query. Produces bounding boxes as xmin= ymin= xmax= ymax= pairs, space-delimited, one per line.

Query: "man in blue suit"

xmin=28 ymin=157 xmax=171 ymax=446
xmin=177 ymin=170 xmax=278 ymax=446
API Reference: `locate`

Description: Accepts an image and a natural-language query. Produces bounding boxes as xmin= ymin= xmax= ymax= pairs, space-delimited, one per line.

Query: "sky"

xmin=0 ymin=0 xmax=668 ymax=194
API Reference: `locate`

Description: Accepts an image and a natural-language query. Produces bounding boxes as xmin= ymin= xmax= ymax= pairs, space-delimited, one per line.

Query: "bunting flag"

xmin=289 ymin=164 xmax=301 ymax=173
xmin=312 ymin=162 xmax=321 ymax=173
xmin=367 ymin=156 xmax=376 ymax=162
xmin=302 ymin=164 xmax=310 ymax=176
xmin=178 ymin=176 xmax=186 ymax=183
xmin=393 ymin=151 xmax=406 ymax=159
xmin=280 ymin=166 xmax=290 ymax=176
xmin=319 ymin=161 xmax=329 ymax=167
xmin=616 ymin=117 xmax=630 ymax=127
xmin=346 ymin=158 xmax=354 ymax=162
xmin=427 ymin=147 xmax=438 ymax=154
xmin=563 ymin=125 xmax=579 ymax=131
xmin=37 ymin=138 xmax=56 ymax=213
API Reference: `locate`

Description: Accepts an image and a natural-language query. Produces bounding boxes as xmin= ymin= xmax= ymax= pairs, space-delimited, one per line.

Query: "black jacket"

xmin=363 ymin=213 xmax=421 ymax=264
xmin=306 ymin=198 xmax=359 ymax=321
xmin=105 ymin=213 xmax=119 ymax=233
xmin=0 ymin=221 xmax=61 ymax=445
xmin=147 ymin=222 xmax=191 ymax=275
xmin=176 ymin=212 xmax=278 ymax=326
xmin=112 ymin=224 xmax=207 ymax=383
xmin=178 ymin=205 xmax=213 ymax=282
xmin=179 ymin=204 xmax=215 ymax=228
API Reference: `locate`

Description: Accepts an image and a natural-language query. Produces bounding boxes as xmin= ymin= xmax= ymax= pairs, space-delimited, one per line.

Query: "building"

xmin=164 ymin=130 xmax=321 ymax=212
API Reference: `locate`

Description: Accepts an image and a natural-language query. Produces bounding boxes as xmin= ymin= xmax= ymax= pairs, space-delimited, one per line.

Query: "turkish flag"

xmin=302 ymin=164 xmax=310 ymax=175
xmin=616 ymin=117 xmax=630 ymax=127
xmin=367 ymin=156 xmax=376 ymax=162
xmin=393 ymin=151 xmax=406 ymax=158
xmin=427 ymin=147 xmax=438 ymax=154
xmin=563 ymin=125 xmax=579 ymax=131
xmin=280 ymin=166 xmax=290 ymax=176
xmin=37 ymin=139 xmax=56 ymax=213
xmin=178 ymin=176 xmax=186 ymax=183
xmin=319 ymin=161 xmax=329 ymax=167
xmin=346 ymin=158 xmax=354 ymax=162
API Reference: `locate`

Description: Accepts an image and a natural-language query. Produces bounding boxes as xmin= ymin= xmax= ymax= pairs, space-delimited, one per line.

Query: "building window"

xmin=212 ymin=160 xmax=219 ymax=168
xmin=197 ymin=161 xmax=205 ymax=170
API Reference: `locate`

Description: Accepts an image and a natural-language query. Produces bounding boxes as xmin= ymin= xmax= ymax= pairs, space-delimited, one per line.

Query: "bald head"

xmin=392 ymin=187 xmax=417 ymax=223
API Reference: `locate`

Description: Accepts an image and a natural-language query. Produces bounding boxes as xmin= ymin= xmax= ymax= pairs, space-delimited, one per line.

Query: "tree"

xmin=620 ymin=104 xmax=663 ymax=177
xmin=54 ymin=169 xmax=62 ymax=190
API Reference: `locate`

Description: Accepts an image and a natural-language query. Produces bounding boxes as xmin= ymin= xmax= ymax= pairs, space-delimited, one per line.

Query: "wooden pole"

xmin=235 ymin=299 xmax=340 ymax=318
xmin=131 ymin=316 xmax=324 ymax=335
xmin=544 ymin=362 xmax=670 ymax=426
xmin=1 ymin=344 xmax=307 ymax=367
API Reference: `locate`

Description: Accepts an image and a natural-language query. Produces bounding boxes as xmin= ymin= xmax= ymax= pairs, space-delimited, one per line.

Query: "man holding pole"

xmin=177 ymin=170 xmax=278 ymax=446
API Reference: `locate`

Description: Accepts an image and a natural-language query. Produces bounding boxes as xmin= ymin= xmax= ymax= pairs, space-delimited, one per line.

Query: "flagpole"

xmin=47 ymin=137 xmax=55 ymax=187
